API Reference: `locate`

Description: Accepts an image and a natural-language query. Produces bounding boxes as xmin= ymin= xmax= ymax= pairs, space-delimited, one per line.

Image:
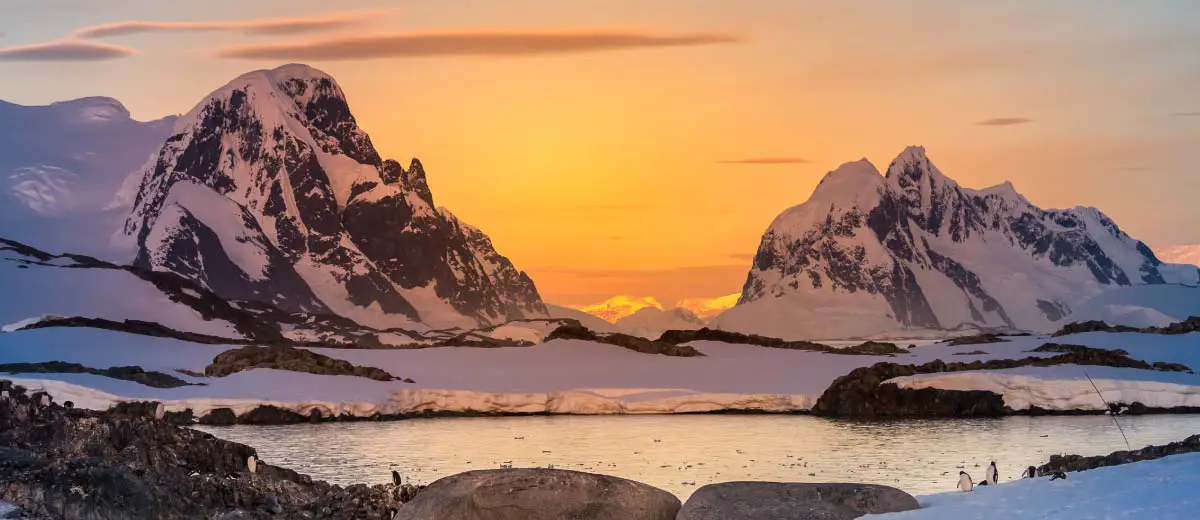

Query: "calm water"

xmin=196 ymin=415 xmax=1200 ymax=498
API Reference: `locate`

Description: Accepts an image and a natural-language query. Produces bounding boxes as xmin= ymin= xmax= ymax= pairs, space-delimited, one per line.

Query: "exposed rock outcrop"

xmin=204 ymin=345 xmax=401 ymax=381
xmin=656 ymin=328 xmax=906 ymax=355
xmin=1053 ymin=316 xmax=1200 ymax=337
xmin=0 ymin=381 xmax=412 ymax=519
xmin=1037 ymin=434 xmax=1200 ymax=476
xmin=393 ymin=469 xmax=680 ymax=520
xmin=545 ymin=324 xmax=702 ymax=357
xmin=0 ymin=361 xmax=194 ymax=388
xmin=678 ymin=482 xmax=919 ymax=520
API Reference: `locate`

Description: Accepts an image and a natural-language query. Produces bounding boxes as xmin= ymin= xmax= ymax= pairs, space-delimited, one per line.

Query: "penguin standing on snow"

xmin=958 ymin=471 xmax=974 ymax=492
xmin=1021 ymin=466 xmax=1037 ymax=479
xmin=985 ymin=461 xmax=998 ymax=484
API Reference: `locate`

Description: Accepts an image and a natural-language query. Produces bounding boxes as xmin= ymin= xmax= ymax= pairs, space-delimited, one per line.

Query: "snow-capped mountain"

xmin=714 ymin=146 xmax=1200 ymax=339
xmin=0 ymin=97 xmax=175 ymax=256
xmin=613 ymin=306 xmax=705 ymax=340
xmin=120 ymin=64 xmax=545 ymax=329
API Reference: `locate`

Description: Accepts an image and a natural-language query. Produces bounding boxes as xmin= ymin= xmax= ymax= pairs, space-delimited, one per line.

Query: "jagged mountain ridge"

xmin=715 ymin=146 xmax=1200 ymax=340
xmin=121 ymin=64 xmax=546 ymax=329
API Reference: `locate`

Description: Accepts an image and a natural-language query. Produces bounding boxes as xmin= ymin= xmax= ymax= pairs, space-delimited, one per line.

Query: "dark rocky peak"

xmin=268 ymin=64 xmax=382 ymax=167
xmin=403 ymin=158 xmax=433 ymax=203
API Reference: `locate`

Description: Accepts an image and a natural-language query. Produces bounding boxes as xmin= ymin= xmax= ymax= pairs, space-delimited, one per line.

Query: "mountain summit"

xmin=713 ymin=146 xmax=1200 ymax=339
xmin=121 ymin=64 xmax=545 ymax=329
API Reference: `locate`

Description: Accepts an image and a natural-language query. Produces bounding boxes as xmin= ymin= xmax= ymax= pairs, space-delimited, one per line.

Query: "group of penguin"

xmin=958 ymin=461 xmax=1068 ymax=491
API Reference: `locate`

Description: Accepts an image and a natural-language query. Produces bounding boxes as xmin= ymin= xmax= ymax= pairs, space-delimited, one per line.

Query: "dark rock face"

xmin=0 ymin=381 xmax=410 ymax=519
xmin=657 ymin=328 xmax=906 ymax=356
xmin=545 ymin=324 xmax=703 ymax=357
xmin=943 ymin=333 xmax=1007 ymax=346
xmin=204 ymin=345 xmax=401 ymax=381
xmin=736 ymin=147 xmax=1193 ymax=333
xmin=1037 ymin=435 xmax=1200 ymax=476
xmin=393 ymin=469 xmax=680 ymax=520
xmin=813 ymin=345 xmax=1191 ymax=418
xmin=0 ymin=362 xmax=193 ymax=388
xmin=123 ymin=64 xmax=546 ymax=328
xmin=677 ymin=482 xmax=919 ymax=520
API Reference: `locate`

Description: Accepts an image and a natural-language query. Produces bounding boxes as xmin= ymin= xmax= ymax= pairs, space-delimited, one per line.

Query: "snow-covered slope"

xmin=1064 ymin=284 xmax=1200 ymax=328
xmin=546 ymin=304 xmax=620 ymax=333
xmin=613 ymin=306 xmax=705 ymax=339
xmin=120 ymin=64 xmax=545 ymax=329
xmin=876 ymin=452 xmax=1200 ymax=520
xmin=715 ymin=147 xmax=1200 ymax=340
xmin=0 ymin=97 xmax=175 ymax=257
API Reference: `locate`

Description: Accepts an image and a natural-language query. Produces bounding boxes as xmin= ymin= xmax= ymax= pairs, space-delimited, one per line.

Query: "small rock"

xmin=0 ymin=499 xmax=24 ymax=519
xmin=263 ymin=493 xmax=283 ymax=515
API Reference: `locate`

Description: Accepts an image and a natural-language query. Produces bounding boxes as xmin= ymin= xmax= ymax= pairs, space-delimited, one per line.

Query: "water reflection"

xmin=195 ymin=414 xmax=1200 ymax=498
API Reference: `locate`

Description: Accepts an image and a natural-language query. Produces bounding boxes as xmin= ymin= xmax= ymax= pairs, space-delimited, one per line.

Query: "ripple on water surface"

xmin=195 ymin=414 xmax=1200 ymax=498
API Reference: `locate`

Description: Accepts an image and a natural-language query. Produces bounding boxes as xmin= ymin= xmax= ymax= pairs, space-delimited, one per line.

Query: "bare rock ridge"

xmin=716 ymin=146 xmax=1200 ymax=339
xmin=122 ymin=63 xmax=546 ymax=330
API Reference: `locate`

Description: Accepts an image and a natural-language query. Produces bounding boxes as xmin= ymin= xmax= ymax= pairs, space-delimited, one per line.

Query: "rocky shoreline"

xmin=0 ymin=381 xmax=421 ymax=519
xmin=0 ymin=379 xmax=926 ymax=520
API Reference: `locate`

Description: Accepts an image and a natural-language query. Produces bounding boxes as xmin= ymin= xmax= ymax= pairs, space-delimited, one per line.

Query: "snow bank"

xmin=3 ymin=326 xmax=1198 ymax=417
xmin=888 ymin=365 xmax=1200 ymax=410
xmin=1065 ymin=284 xmax=1200 ymax=328
xmin=871 ymin=452 xmax=1200 ymax=519
xmin=488 ymin=324 xmax=544 ymax=343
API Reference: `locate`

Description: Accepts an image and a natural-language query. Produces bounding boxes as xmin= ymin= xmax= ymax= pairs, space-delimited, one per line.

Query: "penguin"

xmin=247 ymin=455 xmax=258 ymax=474
xmin=0 ymin=390 xmax=8 ymax=401
xmin=1022 ymin=466 xmax=1037 ymax=479
xmin=1050 ymin=471 xmax=1067 ymax=481
xmin=154 ymin=402 xmax=165 ymax=420
xmin=957 ymin=471 xmax=973 ymax=492
xmin=985 ymin=461 xmax=998 ymax=484
xmin=37 ymin=393 xmax=51 ymax=407
xmin=392 ymin=469 xmax=402 ymax=487
xmin=202 ymin=432 xmax=215 ymax=440
xmin=63 ymin=400 xmax=74 ymax=409
xmin=978 ymin=480 xmax=988 ymax=486
xmin=388 ymin=507 xmax=399 ymax=520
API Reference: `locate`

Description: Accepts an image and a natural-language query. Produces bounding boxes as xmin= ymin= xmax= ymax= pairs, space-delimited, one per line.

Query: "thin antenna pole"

xmin=1083 ymin=368 xmax=1130 ymax=450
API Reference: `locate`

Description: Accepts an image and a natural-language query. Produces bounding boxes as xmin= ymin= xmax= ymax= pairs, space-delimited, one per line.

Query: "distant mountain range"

xmin=713 ymin=146 xmax=1200 ymax=339
xmin=3 ymin=67 xmax=1196 ymax=341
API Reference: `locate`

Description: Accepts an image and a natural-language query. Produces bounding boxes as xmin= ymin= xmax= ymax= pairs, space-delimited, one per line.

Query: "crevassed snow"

xmin=870 ymin=452 xmax=1200 ymax=519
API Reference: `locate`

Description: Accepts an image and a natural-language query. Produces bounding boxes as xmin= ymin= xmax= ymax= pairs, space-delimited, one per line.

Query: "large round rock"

xmin=678 ymin=482 xmax=920 ymax=520
xmin=393 ymin=469 xmax=680 ymax=520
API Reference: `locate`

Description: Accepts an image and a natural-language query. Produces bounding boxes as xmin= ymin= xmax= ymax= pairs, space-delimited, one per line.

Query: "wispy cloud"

xmin=975 ymin=117 xmax=1033 ymax=126
xmin=727 ymin=253 xmax=756 ymax=263
xmin=718 ymin=157 xmax=810 ymax=165
xmin=0 ymin=40 xmax=137 ymax=62
xmin=1118 ymin=166 xmax=1152 ymax=172
xmin=73 ymin=11 xmax=385 ymax=39
xmin=1172 ymin=111 xmax=1200 ymax=117
xmin=213 ymin=30 xmax=741 ymax=60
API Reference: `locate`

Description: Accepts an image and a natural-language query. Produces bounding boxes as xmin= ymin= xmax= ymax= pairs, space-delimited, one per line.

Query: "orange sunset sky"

xmin=3 ymin=0 xmax=1198 ymax=314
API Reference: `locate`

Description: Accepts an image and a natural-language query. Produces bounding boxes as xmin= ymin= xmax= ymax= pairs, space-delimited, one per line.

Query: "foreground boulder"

xmin=678 ymin=482 xmax=919 ymax=520
xmin=394 ymin=468 xmax=680 ymax=520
